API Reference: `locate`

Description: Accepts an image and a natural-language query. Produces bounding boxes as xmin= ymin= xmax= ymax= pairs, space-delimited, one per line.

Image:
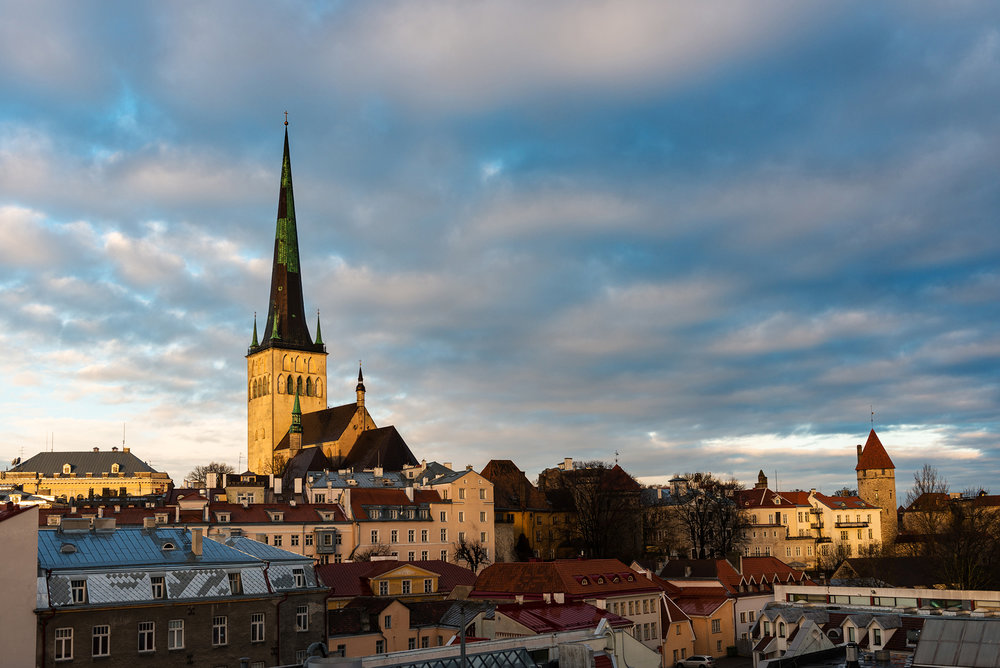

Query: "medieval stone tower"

xmin=855 ymin=429 xmax=898 ymax=545
xmin=246 ymin=126 xmax=328 ymax=474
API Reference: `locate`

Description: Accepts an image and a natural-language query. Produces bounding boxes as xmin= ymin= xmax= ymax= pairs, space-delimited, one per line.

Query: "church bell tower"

xmin=246 ymin=123 xmax=328 ymax=474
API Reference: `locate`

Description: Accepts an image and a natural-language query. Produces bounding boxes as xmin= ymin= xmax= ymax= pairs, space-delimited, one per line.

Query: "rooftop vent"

xmin=59 ymin=543 xmax=77 ymax=554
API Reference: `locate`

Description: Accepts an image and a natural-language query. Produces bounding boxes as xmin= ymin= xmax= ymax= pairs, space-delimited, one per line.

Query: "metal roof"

xmin=13 ymin=450 xmax=161 ymax=475
xmin=39 ymin=527 xmax=257 ymax=569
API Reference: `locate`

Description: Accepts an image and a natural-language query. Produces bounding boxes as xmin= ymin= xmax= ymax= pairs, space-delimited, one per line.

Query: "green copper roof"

xmin=251 ymin=314 xmax=259 ymax=347
xmin=315 ymin=312 xmax=323 ymax=345
xmin=291 ymin=391 xmax=302 ymax=434
xmin=275 ymin=129 xmax=300 ymax=273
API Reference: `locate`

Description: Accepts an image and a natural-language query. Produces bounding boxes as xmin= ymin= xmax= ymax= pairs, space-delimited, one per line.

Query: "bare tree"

xmin=352 ymin=544 xmax=393 ymax=562
xmin=453 ymin=535 xmax=491 ymax=572
xmin=677 ymin=473 xmax=751 ymax=559
xmin=187 ymin=461 xmax=234 ymax=487
xmin=905 ymin=464 xmax=949 ymax=507
xmin=260 ymin=453 xmax=288 ymax=476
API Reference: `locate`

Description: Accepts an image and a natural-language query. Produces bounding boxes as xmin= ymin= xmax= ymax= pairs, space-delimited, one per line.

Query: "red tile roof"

xmin=349 ymin=488 xmax=442 ymax=519
xmin=736 ymin=488 xmax=800 ymax=509
xmin=473 ymin=559 xmax=659 ymax=600
xmin=496 ymin=601 xmax=634 ymax=633
xmin=0 ymin=502 xmax=31 ymax=523
xmin=856 ymin=429 xmax=895 ymax=471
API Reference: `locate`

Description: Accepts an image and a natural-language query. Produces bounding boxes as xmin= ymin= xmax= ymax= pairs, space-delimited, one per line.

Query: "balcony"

xmin=810 ymin=522 xmax=824 ymax=529
xmin=835 ymin=521 xmax=869 ymax=528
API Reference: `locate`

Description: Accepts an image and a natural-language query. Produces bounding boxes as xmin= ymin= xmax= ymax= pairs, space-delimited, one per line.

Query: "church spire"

xmin=250 ymin=312 xmax=258 ymax=348
xmin=315 ymin=310 xmax=324 ymax=346
xmin=250 ymin=123 xmax=325 ymax=354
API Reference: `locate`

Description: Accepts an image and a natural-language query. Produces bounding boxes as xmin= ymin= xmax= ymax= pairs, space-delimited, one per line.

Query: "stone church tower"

xmin=855 ymin=429 xmax=898 ymax=545
xmin=246 ymin=126 xmax=328 ymax=474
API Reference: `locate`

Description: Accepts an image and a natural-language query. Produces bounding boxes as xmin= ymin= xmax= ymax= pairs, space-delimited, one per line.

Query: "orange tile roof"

xmin=856 ymin=429 xmax=895 ymax=471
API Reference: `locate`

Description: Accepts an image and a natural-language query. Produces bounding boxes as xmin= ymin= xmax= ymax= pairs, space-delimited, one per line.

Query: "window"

xmin=481 ymin=531 xmax=488 ymax=543
xmin=480 ymin=488 xmax=486 ymax=499
xmin=841 ymin=530 xmax=849 ymax=541
xmin=786 ymin=547 xmax=792 ymax=557
xmin=408 ymin=551 xmax=415 ymax=561
xmin=146 ymin=574 xmax=166 ymax=599
xmin=296 ymin=605 xmax=309 ymax=632
xmin=869 ymin=528 xmax=873 ymax=539
xmin=379 ymin=580 xmax=389 ymax=595
xmin=55 ymin=628 xmax=73 ymax=661
xmin=858 ymin=529 xmax=863 ymax=539
xmin=420 ymin=550 xmax=428 ymax=560
xmin=873 ymin=628 xmax=882 ymax=646
xmin=712 ymin=619 xmax=721 ymax=633
xmin=440 ymin=511 xmax=447 ymax=522
xmin=274 ymin=534 xmax=283 ymax=546
xmin=138 ymin=621 xmax=154 ymax=652
xmin=422 ymin=636 xmax=429 ymax=648
xmin=848 ymin=626 xmax=855 ymax=642
xmin=168 ymin=620 xmax=184 ymax=650
xmin=763 ymin=621 xmax=770 ymax=635
xmin=408 ymin=638 xmax=417 ymax=650
xmin=421 ymin=529 xmax=429 ymax=543
xmin=71 ymin=579 xmax=87 ymax=604
xmin=643 ymin=599 xmax=649 ymax=614
xmin=459 ymin=488 xmax=466 ymax=499
xmin=371 ymin=530 xmax=379 ymax=544
xmin=228 ymin=572 xmax=243 ymax=594
xmin=441 ymin=528 xmax=448 ymax=541
xmin=251 ymin=613 xmax=265 ymax=643
xmin=402 ymin=579 xmax=412 ymax=594
xmin=290 ymin=567 xmax=305 ymax=587
xmin=408 ymin=530 xmax=415 ymax=542
xmin=384 ymin=615 xmax=392 ymax=629
xmin=391 ymin=530 xmax=398 ymax=543
xmin=212 ymin=616 xmax=228 ymax=646
xmin=441 ymin=550 xmax=448 ymax=561
xmin=778 ymin=622 xmax=786 ymax=637
xmin=424 ymin=578 xmax=433 ymax=593
xmin=740 ymin=612 xmax=746 ymax=623
xmin=376 ymin=640 xmax=385 ymax=653
xmin=458 ymin=512 xmax=465 ymax=523
xmin=748 ymin=611 xmax=755 ymax=622
xmin=291 ymin=534 xmax=299 ymax=547
xmin=480 ymin=511 xmax=486 ymax=522
xmin=676 ymin=623 xmax=681 ymax=635
xmin=305 ymin=534 xmax=314 ymax=546
xmin=92 ymin=625 xmax=110 ymax=657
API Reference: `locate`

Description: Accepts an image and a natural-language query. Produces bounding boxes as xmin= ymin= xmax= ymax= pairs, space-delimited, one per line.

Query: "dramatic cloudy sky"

xmin=1 ymin=1 xmax=998 ymax=495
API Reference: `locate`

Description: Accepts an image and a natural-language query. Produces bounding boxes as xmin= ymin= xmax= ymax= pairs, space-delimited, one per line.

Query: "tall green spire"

xmin=249 ymin=122 xmax=324 ymax=355
xmin=315 ymin=310 xmax=323 ymax=345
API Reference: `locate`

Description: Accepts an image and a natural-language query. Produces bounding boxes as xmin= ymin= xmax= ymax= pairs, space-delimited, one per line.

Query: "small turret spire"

xmin=251 ymin=312 xmax=259 ymax=348
xmin=291 ymin=391 xmax=302 ymax=433
xmin=356 ymin=362 xmax=366 ymax=408
xmin=315 ymin=310 xmax=324 ymax=346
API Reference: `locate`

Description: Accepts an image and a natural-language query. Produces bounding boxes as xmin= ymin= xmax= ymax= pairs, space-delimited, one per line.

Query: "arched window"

xmin=63 ymin=464 xmax=71 ymax=474
xmin=276 ymin=375 xmax=284 ymax=394
xmin=248 ymin=382 xmax=252 ymax=401
xmin=111 ymin=463 xmax=120 ymax=473
xmin=295 ymin=376 xmax=303 ymax=395
xmin=779 ymin=622 xmax=786 ymax=638
xmin=287 ymin=376 xmax=294 ymax=394
xmin=316 ymin=379 xmax=323 ymax=398
xmin=306 ymin=377 xmax=313 ymax=396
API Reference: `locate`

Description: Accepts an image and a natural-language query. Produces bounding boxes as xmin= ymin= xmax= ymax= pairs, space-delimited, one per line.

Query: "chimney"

xmin=191 ymin=527 xmax=203 ymax=556
xmin=443 ymin=463 xmax=452 ymax=471
xmin=857 ymin=444 xmax=863 ymax=460
xmin=563 ymin=457 xmax=573 ymax=470
xmin=206 ymin=472 xmax=217 ymax=489
xmin=203 ymin=505 xmax=209 ymax=521
xmin=143 ymin=516 xmax=156 ymax=529
xmin=123 ymin=447 xmax=129 ymax=453
xmin=93 ymin=447 xmax=99 ymax=452
xmin=97 ymin=506 xmax=104 ymax=518
xmin=374 ymin=467 xmax=383 ymax=477
xmin=112 ymin=446 xmax=118 ymax=452
xmin=273 ymin=478 xmax=282 ymax=495
xmin=684 ymin=565 xmax=692 ymax=578
xmin=554 ymin=592 xmax=565 ymax=604
xmin=405 ymin=486 xmax=414 ymax=501
xmin=294 ymin=478 xmax=302 ymax=494
xmin=174 ymin=506 xmax=180 ymax=522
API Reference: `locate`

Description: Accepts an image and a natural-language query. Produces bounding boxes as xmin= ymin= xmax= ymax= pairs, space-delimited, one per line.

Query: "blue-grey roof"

xmin=38 ymin=527 xmax=257 ymax=570
xmin=307 ymin=470 xmax=410 ymax=488
xmin=224 ymin=535 xmax=313 ymax=562
xmin=13 ymin=450 xmax=161 ymax=475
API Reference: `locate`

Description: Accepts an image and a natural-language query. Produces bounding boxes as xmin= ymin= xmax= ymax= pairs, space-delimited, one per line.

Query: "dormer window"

xmin=217 ymin=512 xmax=231 ymax=523
xmin=111 ymin=463 xmax=120 ymax=474
xmin=161 ymin=542 xmax=176 ymax=551
xmin=63 ymin=463 xmax=71 ymax=474
xmin=580 ymin=577 xmax=589 ymax=585
xmin=267 ymin=511 xmax=284 ymax=522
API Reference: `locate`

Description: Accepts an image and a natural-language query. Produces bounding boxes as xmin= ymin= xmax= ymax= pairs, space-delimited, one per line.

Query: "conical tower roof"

xmin=249 ymin=125 xmax=325 ymax=356
xmin=856 ymin=429 xmax=895 ymax=471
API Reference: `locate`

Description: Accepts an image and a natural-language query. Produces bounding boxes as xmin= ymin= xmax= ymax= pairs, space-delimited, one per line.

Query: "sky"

xmin=0 ymin=1 xmax=998 ymax=497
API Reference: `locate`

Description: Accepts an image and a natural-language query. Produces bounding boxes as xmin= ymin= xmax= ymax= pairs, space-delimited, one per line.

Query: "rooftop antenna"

xmin=122 ymin=422 xmax=126 ymax=448
xmin=284 ymin=110 xmax=288 ymax=126
xmin=237 ymin=452 xmax=243 ymax=472
xmin=870 ymin=405 xmax=875 ymax=428
xmin=614 ymin=450 xmax=619 ymax=466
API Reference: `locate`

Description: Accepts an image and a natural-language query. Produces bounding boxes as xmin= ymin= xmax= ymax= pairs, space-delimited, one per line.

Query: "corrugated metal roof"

xmin=13 ymin=450 xmax=161 ymax=475
xmin=38 ymin=527 xmax=257 ymax=569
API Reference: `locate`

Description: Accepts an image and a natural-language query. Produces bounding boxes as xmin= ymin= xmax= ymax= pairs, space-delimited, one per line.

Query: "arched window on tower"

xmin=277 ymin=375 xmax=284 ymax=394
xmin=316 ymin=379 xmax=323 ymax=398
xmin=306 ymin=377 xmax=313 ymax=397
xmin=287 ymin=376 xmax=294 ymax=394
xmin=296 ymin=376 xmax=303 ymax=395
xmin=248 ymin=382 xmax=252 ymax=401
